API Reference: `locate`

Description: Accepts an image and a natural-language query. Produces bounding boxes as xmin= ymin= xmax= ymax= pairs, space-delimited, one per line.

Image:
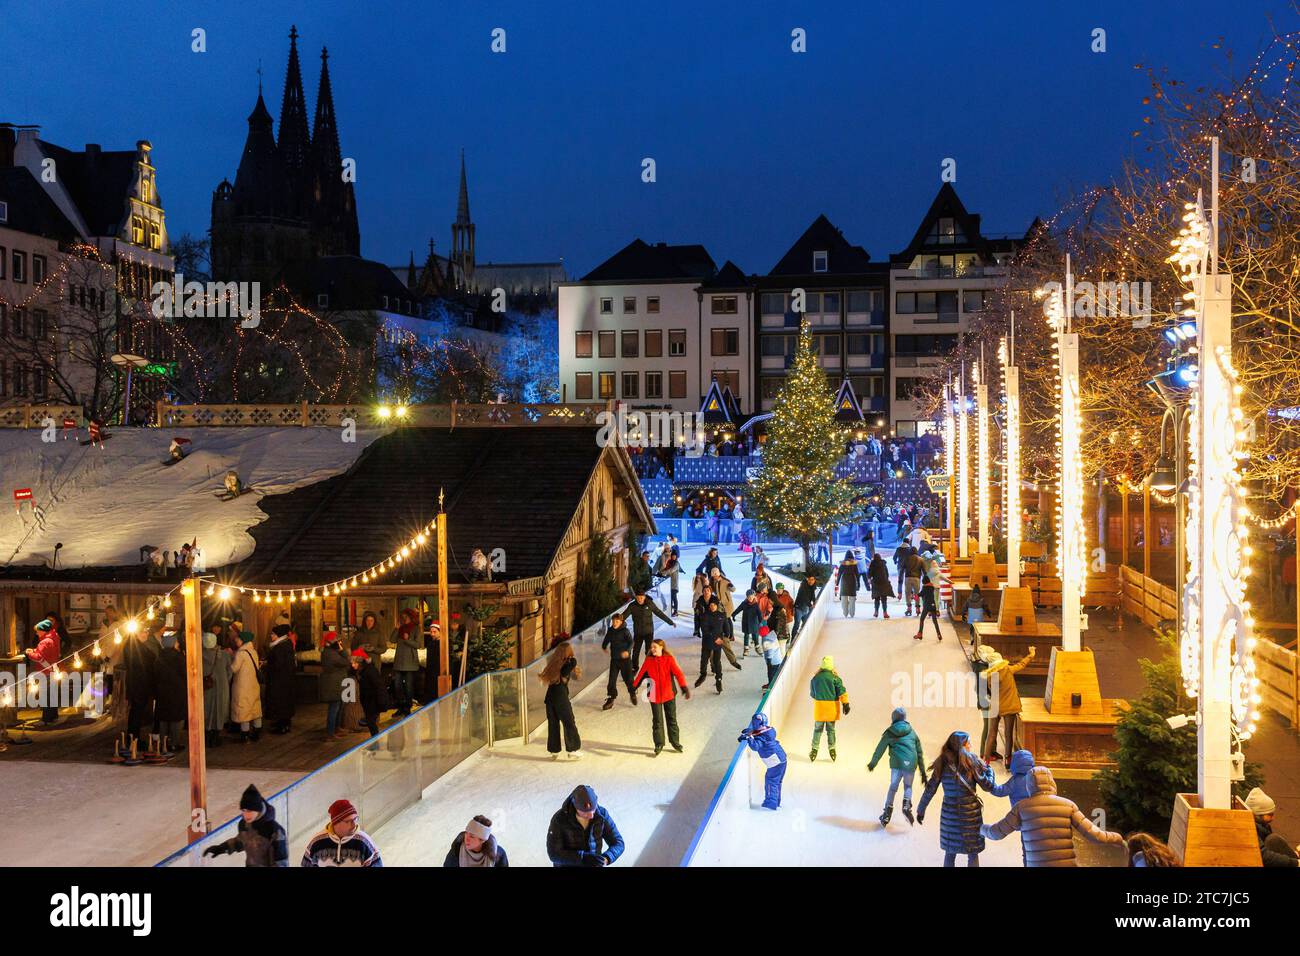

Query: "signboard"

xmin=14 ymin=488 xmax=32 ymax=502
xmin=925 ymin=474 xmax=950 ymax=494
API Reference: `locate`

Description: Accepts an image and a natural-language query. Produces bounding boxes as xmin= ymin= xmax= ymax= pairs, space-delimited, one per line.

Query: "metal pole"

xmin=958 ymin=366 xmax=970 ymax=559
xmin=183 ymin=576 xmax=208 ymax=844
xmin=437 ymin=498 xmax=452 ymax=697
xmin=977 ymin=362 xmax=990 ymax=553
xmin=1005 ymin=364 xmax=1021 ymax=588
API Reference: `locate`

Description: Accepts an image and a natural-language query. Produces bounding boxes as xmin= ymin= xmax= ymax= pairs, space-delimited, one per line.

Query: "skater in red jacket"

xmin=633 ymin=638 xmax=692 ymax=756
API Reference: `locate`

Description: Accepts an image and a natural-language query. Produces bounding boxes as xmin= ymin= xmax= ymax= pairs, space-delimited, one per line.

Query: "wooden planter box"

xmin=1167 ymin=793 xmax=1262 ymax=867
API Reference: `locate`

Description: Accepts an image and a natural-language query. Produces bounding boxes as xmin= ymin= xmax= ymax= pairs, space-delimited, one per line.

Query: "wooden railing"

xmin=1256 ymin=638 xmax=1300 ymax=730
xmin=0 ymin=404 xmax=83 ymax=428
xmin=153 ymin=400 xmax=612 ymax=429
xmin=1119 ymin=564 xmax=1178 ymax=625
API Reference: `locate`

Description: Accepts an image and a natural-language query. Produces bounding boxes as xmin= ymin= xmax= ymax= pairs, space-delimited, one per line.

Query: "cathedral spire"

xmin=311 ymin=46 xmax=341 ymax=171
xmin=456 ymin=148 xmax=471 ymax=224
xmin=278 ymin=25 xmax=311 ymax=173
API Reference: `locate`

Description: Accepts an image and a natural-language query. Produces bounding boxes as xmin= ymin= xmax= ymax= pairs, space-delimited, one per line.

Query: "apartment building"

xmin=558 ymin=240 xmax=753 ymax=413
xmin=887 ymin=184 xmax=1024 ymax=437
xmin=754 ymin=215 xmax=888 ymax=416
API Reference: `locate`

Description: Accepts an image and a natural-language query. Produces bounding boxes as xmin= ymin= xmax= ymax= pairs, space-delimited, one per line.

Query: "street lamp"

xmin=1149 ymin=455 xmax=1177 ymax=493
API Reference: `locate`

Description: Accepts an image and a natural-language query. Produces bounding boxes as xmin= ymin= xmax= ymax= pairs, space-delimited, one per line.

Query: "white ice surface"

xmin=0 ymin=426 xmax=385 ymax=570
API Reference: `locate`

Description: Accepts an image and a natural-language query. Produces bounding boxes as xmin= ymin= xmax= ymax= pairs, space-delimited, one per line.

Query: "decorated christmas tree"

xmin=748 ymin=318 xmax=861 ymax=566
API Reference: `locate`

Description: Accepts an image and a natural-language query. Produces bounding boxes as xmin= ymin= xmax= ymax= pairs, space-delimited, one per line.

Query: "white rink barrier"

xmin=680 ymin=577 xmax=834 ymax=866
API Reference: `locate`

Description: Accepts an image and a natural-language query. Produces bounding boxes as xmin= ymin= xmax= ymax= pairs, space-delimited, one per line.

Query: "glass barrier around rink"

xmin=158 ymin=613 xmax=613 ymax=866
xmin=679 ymin=579 xmax=835 ymax=867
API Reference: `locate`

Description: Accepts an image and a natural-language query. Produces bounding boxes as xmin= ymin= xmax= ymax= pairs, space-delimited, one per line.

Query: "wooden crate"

xmin=1167 ymin=793 xmax=1263 ymax=867
xmin=996 ymin=587 xmax=1038 ymax=633
xmin=1044 ymin=648 xmax=1104 ymax=717
xmin=968 ymin=552 xmax=999 ymax=589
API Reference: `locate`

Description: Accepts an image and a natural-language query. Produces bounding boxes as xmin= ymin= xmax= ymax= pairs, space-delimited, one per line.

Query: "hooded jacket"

xmin=620 ymin=597 xmax=675 ymax=638
xmin=990 ymin=750 xmax=1036 ymax=805
xmin=867 ymin=555 xmax=893 ymax=599
xmin=981 ymin=766 xmax=1124 ymax=866
xmin=833 ymin=558 xmax=862 ymax=596
xmin=211 ymin=788 xmax=289 ymax=867
xmin=868 ymin=719 xmax=925 ymax=773
xmin=809 ymin=667 xmax=849 ymax=722
xmin=318 ymin=643 xmax=350 ymax=702
xmin=982 ymin=653 xmax=1033 ymax=715
xmin=917 ymin=745 xmax=995 ymax=855
xmin=741 ymin=712 xmax=786 ymax=764
xmin=546 ymin=788 xmax=625 ymax=867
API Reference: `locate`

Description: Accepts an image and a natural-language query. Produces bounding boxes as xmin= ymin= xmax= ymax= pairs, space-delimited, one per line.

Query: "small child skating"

xmin=760 ymin=625 xmax=784 ymax=690
xmin=739 ymin=712 xmax=787 ymax=809
xmin=991 ymin=749 xmax=1036 ymax=806
xmin=867 ymin=706 xmax=927 ymax=826
xmin=809 ymin=655 xmax=849 ymax=762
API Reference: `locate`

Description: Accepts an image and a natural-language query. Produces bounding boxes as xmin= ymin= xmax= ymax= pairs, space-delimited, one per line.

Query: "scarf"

xmin=459 ymin=833 xmax=497 ymax=868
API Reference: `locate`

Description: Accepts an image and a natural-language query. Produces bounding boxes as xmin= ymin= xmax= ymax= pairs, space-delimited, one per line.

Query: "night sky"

xmin=3 ymin=0 xmax=1291 ymax=276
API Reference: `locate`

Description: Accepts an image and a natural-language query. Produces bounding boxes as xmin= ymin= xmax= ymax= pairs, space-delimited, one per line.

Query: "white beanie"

xmin=1245 ymin=787 xmax=1276 ymax=817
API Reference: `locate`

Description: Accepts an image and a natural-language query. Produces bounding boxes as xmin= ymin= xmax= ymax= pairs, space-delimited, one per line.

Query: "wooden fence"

xmin=1119 ymin=564 xmax=1178 ymax=625
xmin=0 ymin=404 xmax=84 ymax=428
xmin=153 ymin=401 xmax=612 ymax=429
xmin=1256 ymin=638 xmax=1300 ymax=730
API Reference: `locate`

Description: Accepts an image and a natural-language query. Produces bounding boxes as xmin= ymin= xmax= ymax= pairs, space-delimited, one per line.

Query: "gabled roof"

xmin=832 ymin=378 xmax=865 ymax=423
xmin=222 ymin=427 xmax=643 ymax=587
xmin=581 ymin=239 xmax=715 ymax=282
xmin=769 ymin=214 xmax=872 ymax=276
xmin=892 ymin=182 xmax=994 ymax=264
xmin=699 ymin=259 xmax=750 ymax=289
xmin=35 ymin=140 xmax=139 ymax=238
xmin=0 ymin=166 xmax=79 ymax=241
xmin=699 ymin=380 xmax=732 ymax=425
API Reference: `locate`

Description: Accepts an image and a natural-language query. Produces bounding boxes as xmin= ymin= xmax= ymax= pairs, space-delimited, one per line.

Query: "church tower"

xmin=450 ymin=150 xmax=475 ymax=290
xmin=277 ymin=25 xmax=311 ymax=221
xmin=309 ymin=46 xmax=360 ymax=256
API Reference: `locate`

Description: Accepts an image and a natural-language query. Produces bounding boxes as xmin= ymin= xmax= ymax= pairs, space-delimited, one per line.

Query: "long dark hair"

xmin=928 ymin=731 xmax=984 ymax=781
xmin=539 ymin=641 xmax=580 ymax=685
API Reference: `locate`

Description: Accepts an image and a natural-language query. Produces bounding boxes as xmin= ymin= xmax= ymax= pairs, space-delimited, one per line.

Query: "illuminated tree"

xmin=748 ymin=318 xmax=860 ymax=565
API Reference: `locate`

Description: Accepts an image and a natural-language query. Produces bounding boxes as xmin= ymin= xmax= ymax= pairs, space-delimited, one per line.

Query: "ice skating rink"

xmin=373 ymin=547 xmax=780 ymax=866
xmin=689 ymin=588 xmax=1027 ymax=867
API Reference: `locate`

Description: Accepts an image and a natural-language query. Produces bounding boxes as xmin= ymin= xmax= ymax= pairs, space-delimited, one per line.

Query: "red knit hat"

xmin=328 ymin=799 xmax=357 ymax=827
xmin=351 ymin=647 xmax=370 ymax=660
xmin=322 ymin=630 xmax=338 ymax=644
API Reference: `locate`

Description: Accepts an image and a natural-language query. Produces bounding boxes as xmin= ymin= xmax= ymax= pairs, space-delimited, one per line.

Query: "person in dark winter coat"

xmin=600 ymin=613 xmax=637 ymax=710
xmin=444 ymin=815 xmax=509 ymax=867
xmin=391 ymin=607 xmax=422 ymax=716
xmin=732 ymin=590 xmax=764 ymax=656
xmin=981 ymin=766 xmax=1124 ymax=866
xmin=914 ymin=576 xmax=942 ymax=641
xmin=539 ymin=641 xmax=582 ymax=759
xmin=832 ymin=552 xmax=865 ymax=618
xmin=694 ymin=599 xmax=728 ymax=693
xmin=202 ymin=784 xmax=289 ymax=867
xmin=917 ymin=730 xmax=995 ymax=866
xmin=201 ymin=631 xmax=231 ymax=748
xmin=893 ymin=541 xmax=917 ymax=614
xmin=351 ymin=648 xmax=386 ymax=737
xmin=1245 ymin=787 xmax=1300 ymax=867
xmin=739 ymin=711 xmax=787 ymax=809
xmin=263 ymin=626 xmax=297 ymax=734
xmin=867 ymin=707 xmax=927 ymax=826
xmin=792 ymin=572 xmax=819 ymax=638
xmin=867 ymin=554 xmax=893 ymax=618
xmin=695 ymin=547 xmax=722 ymax=578
xmin=420 ymin=620 xmax=442 ymax=704
xmin=319 ymin=632 xmax=350 ymax=740
xmin=619 ymin=589 xmax=675 ymax=671
xmin=546 ymin=785 xmax=625 ymax=867
xmin=300 ymin=798 xmax=383 ymax=866
xmin=632 ymin=638 xmax=691 ymax=754
xmin=122 ymin=626 xmax=160 ymax=741
xmin=152 ymin=632 xmax=188 ymax=751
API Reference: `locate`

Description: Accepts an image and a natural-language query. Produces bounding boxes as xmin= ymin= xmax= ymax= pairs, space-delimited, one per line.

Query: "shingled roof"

xmin=581 ymin=239 xmax=716 ymax=283
xmin=0 ymin=166 xmax=79 ymax=241
xmin=36 ymin=140 xmax=141 ymax=238
xmin=222 ymin=426 xmax=639 ymax=587
xmin=769 ymin=214 xmax=873 ymax=276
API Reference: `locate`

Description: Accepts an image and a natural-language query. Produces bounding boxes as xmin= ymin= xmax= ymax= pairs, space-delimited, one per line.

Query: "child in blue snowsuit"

xmin=991 ymin=749 xmax=1035 ymax=863
xmin=740 ymin=711 xmax=787 ymax=810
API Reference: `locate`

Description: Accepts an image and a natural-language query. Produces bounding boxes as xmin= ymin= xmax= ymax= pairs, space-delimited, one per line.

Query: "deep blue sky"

xmin=2 ymin=0 xmax=1291 ymax=276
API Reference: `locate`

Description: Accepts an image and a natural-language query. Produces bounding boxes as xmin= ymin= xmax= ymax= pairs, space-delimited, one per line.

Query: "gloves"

xmin=916 ymin=813 xmax=925 ymax=826
xmin=866 ymin=762 xmax=875 ymax=772
xmin=683 ymin=687 xmax=692 ymax=700
xmin=842 ymin=703 xmax=851 ymax=716
xmin=202 ymin=844 xmax=228 ymax=858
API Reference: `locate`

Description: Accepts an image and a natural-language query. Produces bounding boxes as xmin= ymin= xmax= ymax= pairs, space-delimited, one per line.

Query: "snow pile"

xmin=0 ymin=426 xmax=385 ymax=571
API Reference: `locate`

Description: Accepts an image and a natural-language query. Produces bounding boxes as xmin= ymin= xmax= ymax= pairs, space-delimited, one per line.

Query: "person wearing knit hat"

xmin=350 ymin=647 xmax=386 ymax=737
xmin=300 ymin=798 xmax=383 ymax=867
xmin=202 ymin=784 xmax=289 ymax=866
xmin=319 ymin=632 xmax=350 ymax=741
xmin=1245 ymin=787 xmax=1300 ymax=867
xmin=546 ymin=785 xmax=624 ymax=867
xmin=809 ymin=656 xmax=849 ymax=762
xmin=25 ymin=618 xmax=61 ymax=724
xmin=443 ymin=814 xmax=509 ymax=867
xmin=867 ymin=705 xmax=927 ymax=827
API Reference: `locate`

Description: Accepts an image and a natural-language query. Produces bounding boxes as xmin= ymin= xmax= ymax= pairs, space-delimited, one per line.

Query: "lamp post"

xmin=957 ymin=365 xmax=970 ymax=560
xmin=976 ymin=355 xmax=990 ymax=554
xmin=944 ymin=378 xmax=956 ymax=558
xmin=1002 ymin=330 xmax=1021 ymax=588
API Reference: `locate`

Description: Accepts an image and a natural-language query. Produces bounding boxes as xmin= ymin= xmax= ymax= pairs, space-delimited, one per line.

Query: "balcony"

xmin=893 ymin=265 xmax=1005 ymax=280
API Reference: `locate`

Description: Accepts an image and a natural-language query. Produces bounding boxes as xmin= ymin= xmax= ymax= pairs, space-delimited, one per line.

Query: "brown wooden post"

xmin=437 ymin=495 xmax=452 ymax=696
xmin=1143 ymin=479 xmax=1152 ymax=578
xmin=183 ymin=576 xmax=208 ymax=844
xmin=1120 ymin=480 xmax=1129 ymax=571
xmin=300 ymin=400 xmax=309 ymax=427
xmin=947 ymin=472 xmax=956 ymax=560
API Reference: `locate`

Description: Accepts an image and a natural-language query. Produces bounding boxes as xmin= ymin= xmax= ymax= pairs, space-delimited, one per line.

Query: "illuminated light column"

xmin=976 ymin=358 xmax=990 ymax=553
xmin=944 ymin=379 xmax=956 ymax=554
xmin=957 ymin=367 xmax=970 ymax=559
xmin=1046 ymin=271 xmax=1085 ymax=652
xmin=1172 ymin=191 xmax=1259 ymax=808
xmin=1001 ymin=333 xmax=1021 ymax=588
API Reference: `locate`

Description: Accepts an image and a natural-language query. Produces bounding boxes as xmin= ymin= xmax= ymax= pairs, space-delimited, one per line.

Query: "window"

xmin=0 ymin=359 xmax=5 ymax=396
xmin=761 ymin=333 xmax=796 ymax=357
xmin=711 ymin=369 xmax=739 ymax=393
xmin=760 ymin=292 xmax=786 ymax=315
xmin=598 ymin=330 xmax=615 ymax=358
xmin=963 ymin=289 xmax=987 ymax=312
xmin=621 ymin=330 xmax=639 ymax=358
xmin=812 ymin=333 xmax=840 ymax=356
xmin=848 ymin=290 xmax=882 ymax=313
xmin=916 ymin=291 xmax=937 ymax=312
xmin=896 ymin=377 xmax=920 ymax=400
xmin=623 ymin=296 xmax=636 ymax=314
xmin=574 ymin=372 xmax=593 ymax=400
xmin=33 ymin=310 xmax=47 ymax=340
xmin=0 ymin=201 xmax=7 ymax=223
xmin=575 ymin=331 xmax=593 ymax=358
xmin=382 ymin=295 xmax=390 ymax=309
xmin=33 ymin=255 xmax=46 ymax=285
xmin=13 ymin=362 xmax=26 ymax=397
xmin=853 ymin=375 xmax=885 ymax=398
xmin=926 ymin=216 xmax=965 ymax=245
xmin=893 ymin=333 xmax=958 ymax=356
xmin=936 ymin=291 xmax=958 ymax=316
xmin=622 ymin=371 xmax=639 ymax=399
xmin=646 ymin=371 xmax=663 ymax=399
xmin=33 ymin=366 xmax=46 ymax=399
xmin=711 ymin=328 xmax=739 ymax=356
xmin=131 ymin=216 xmax=145 ymax=245
xmin=0 ymin=246 xmax=5 ymax=279
xmin=598 ymin=372 xmax=615 ymax=400
xmin=711 ymin=295 xmax=737 ymax=315
xmin=847 ymin=333 xmax=881 ymax=355
xmin=668 ymin=329 xmax=686 ymax=357
xmin=317 ymin=293 xmax=329 ymax=308
xmin=11 ymin=308 xmax=25 ymax=338
xmin=668 ymin=370 xmax=687 ymax=399
xmin=822 ymin=292 xmax=840 ymax=316
xmin=813 ymin=250 xmax=828 ymax=273
xmin=644 ymin=330 xmax=663 ymax=357
xmin=802 ymin=291 xmax=821 ymax=314
xmin=647 ymin=296 xmax=660 ymax=314
xmin=895 ymin=420 xmax=918 ymax=438
xmin=599 ymin=297 xmax=613 ymax=315
xmin=760 ymin=377 xmax=784 ymax=400
xmin=12 ymin=250 xmax=26 ymax=283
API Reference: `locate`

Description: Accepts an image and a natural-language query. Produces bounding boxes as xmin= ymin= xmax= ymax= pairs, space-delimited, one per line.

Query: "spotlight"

xmin=378 ymin=405 xmax=392 ymax=419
